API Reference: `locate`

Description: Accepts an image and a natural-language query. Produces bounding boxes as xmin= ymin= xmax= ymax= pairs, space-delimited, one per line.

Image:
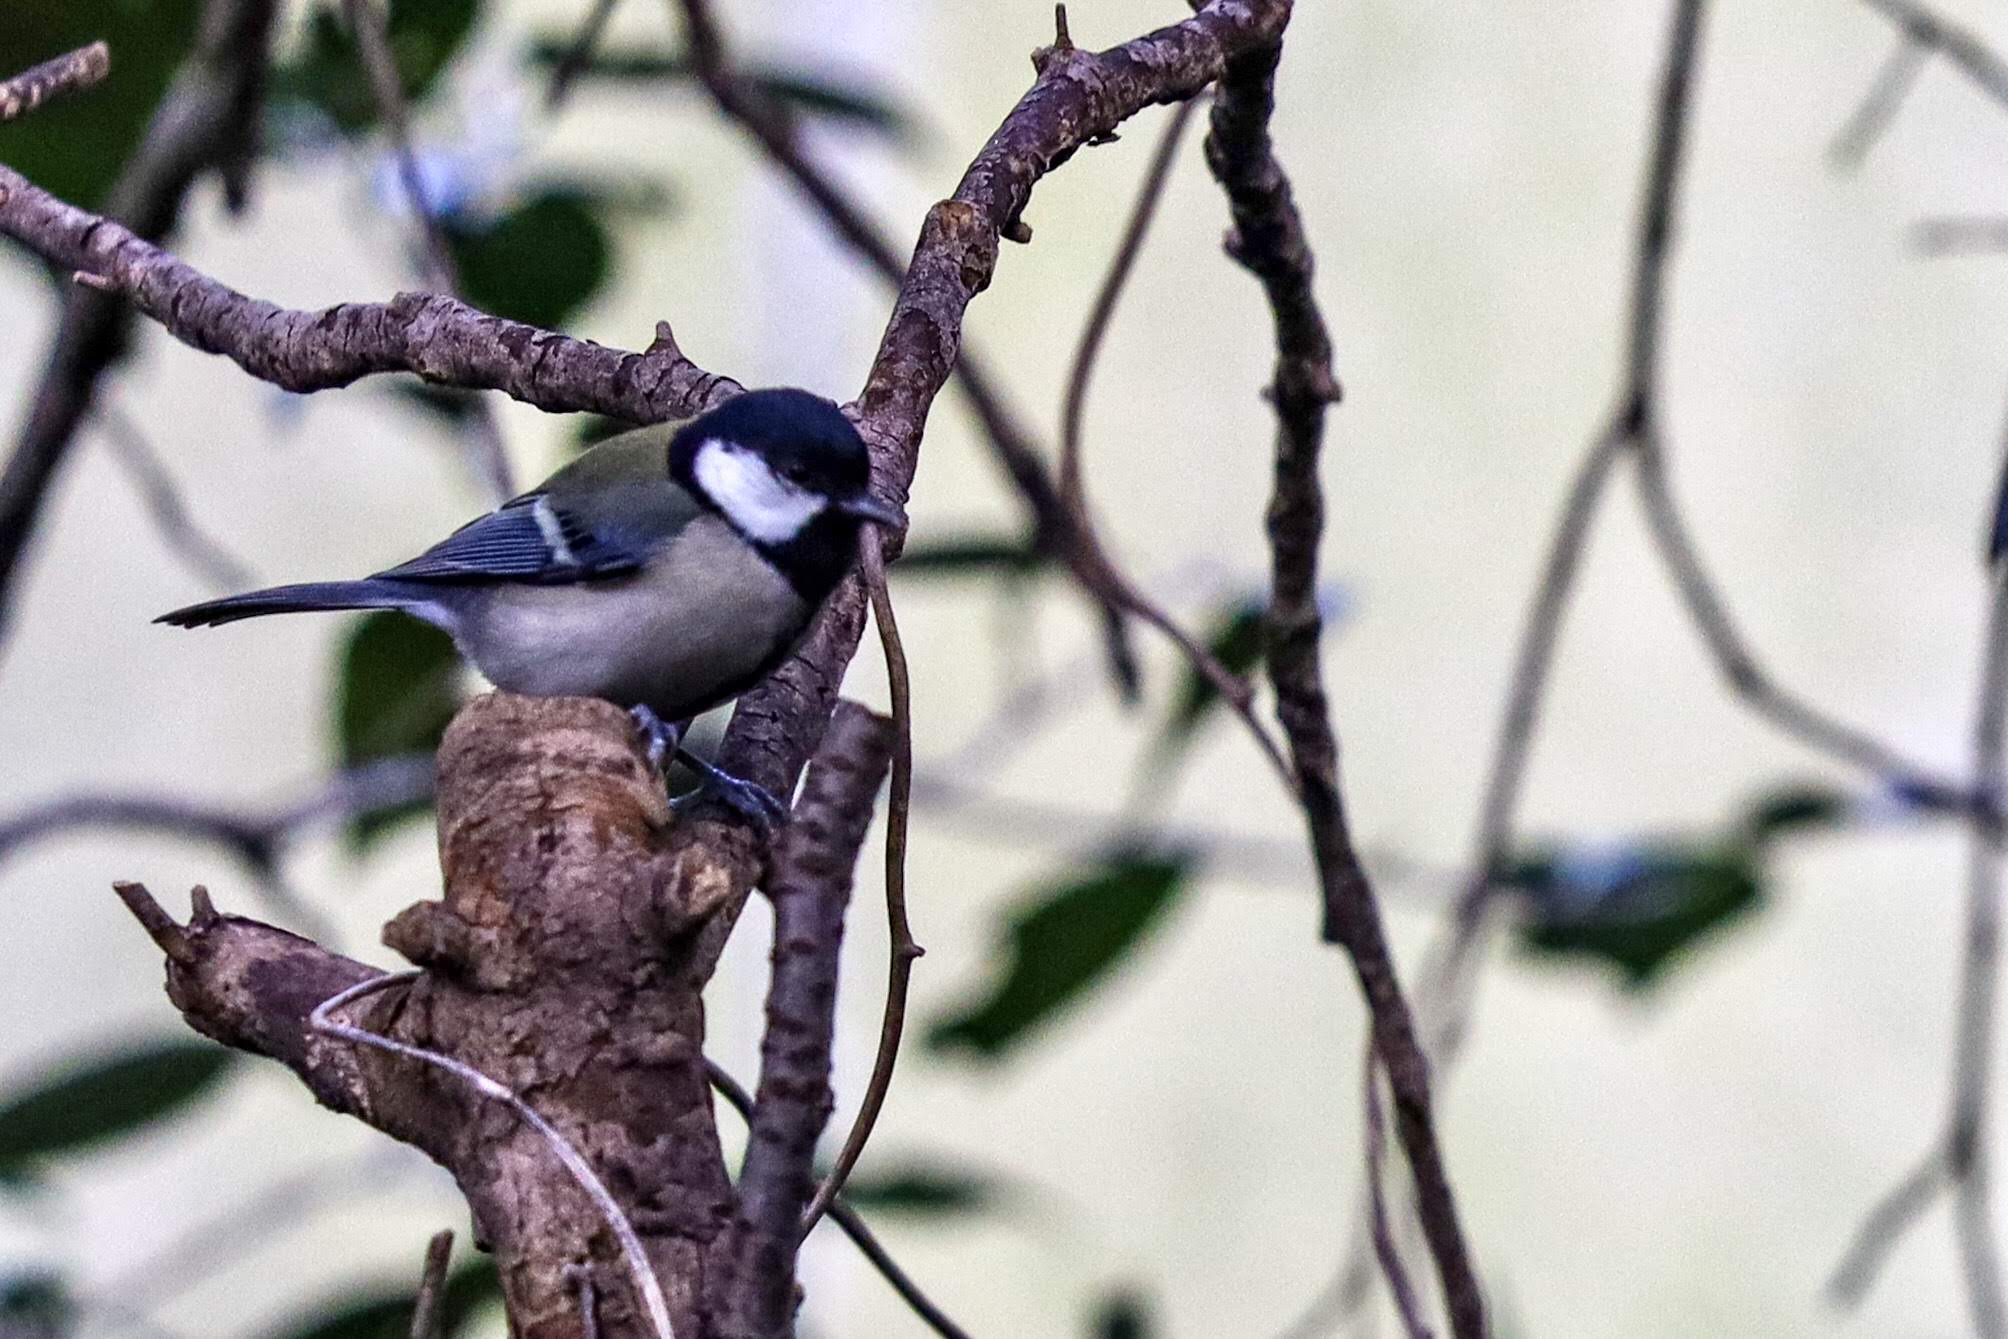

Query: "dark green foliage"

xmin=1160 ymin=595 xmax=1266 ymax=748
xmin=1506 ymin=843 xmax=1763 ymax=990
xmin=335 ymin=611 xmax=460 ymax=851
xmin=892 ymin=534 xmax=1049 ymax=579
xmin=838 ymin=1160 xmax=1000 ymax=1216
xmin=1741 ymin=783 xmax=1849 ymax=841
xmin=1090 ymin=1289 xmax=1155 ymax=1339
xmin=446 ymin=189 xmax=610 ymax=330
xmin=0 ymin=1041 xmax=235 ymax=1180
xmin=1502 ymin=779 xmax=1854 ymax=990
xmin=273 ymin=0 xmax=479 ymax=135
xmin=0 ymin=2 xmax=202 ymax=210
xmin=523 ymin=40 xmax=919 ymax=142
xmin=265 ymin=1259 xmax=502 ymax=1339
xmin=928 ymin=849 xmax=1192 ymax=1059
xmin=0 ymin=1271 xmax=71 ymax=1338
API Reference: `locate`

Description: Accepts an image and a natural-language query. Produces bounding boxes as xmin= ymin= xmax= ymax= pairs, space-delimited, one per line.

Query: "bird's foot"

xmin=671 ymin=747 xmax=789 ymax=829
xmin=628 ymin=705 xmax=685 ymax=773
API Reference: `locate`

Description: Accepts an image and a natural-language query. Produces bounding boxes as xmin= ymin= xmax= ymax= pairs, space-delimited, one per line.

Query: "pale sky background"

xmin=4 ymin=0 xmax=2008 ymax=1335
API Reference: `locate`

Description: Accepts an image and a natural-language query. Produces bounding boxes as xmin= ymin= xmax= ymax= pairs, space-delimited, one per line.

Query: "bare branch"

xmin=93 ymin=402 xmax=258 ymax=592
xmin=1831 ymin=557 xmax=2008 ymax=1330
xmin=1364 ymin=1058 xmax=1435 ymax=1339
xmin=1828 ymin=31 xmax=1927 ymax=168
xmin=726 ymin=700 xmax=894 ymax=1336
xmin=1055 ymin=94 xmax=1296 ymax=788
xmin=547 ymin=0 xmax=626 ymax=110
xmin=800 ymin=537 xmax=918 ymax=1238
xmin=408 ymin=1229 xmax=455 ymax=1339
xmin=1202 ymin=27 xmax=1483 ymax=1339
xmin=1856 ymin=0 xmax=2008 ymax=113
xmin=705 ymin=1061 xmax=973 ymax=1339
xmin=0 ymin=42 xmax=111 ymax=122
xmin=0 ymin=0 xmax=278 ymax=652
xmin=0 ymin=173 xmax=743 ymax=419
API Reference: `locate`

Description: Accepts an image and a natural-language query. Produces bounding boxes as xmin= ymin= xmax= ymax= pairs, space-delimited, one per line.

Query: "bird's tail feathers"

xmin=156 ymin=579 xmax=435 ymax=629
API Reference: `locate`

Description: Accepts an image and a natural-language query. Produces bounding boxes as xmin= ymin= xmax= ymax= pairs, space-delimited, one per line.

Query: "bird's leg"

xmin=672 ymin=746 xmax=790 ymax=828
xmin=627 ymin=704 xmax=685 ymax=772
xmin=630 ymin=704 xmax=788 ymax=827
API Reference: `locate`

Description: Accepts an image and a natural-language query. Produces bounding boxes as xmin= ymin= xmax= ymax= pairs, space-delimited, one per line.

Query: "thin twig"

xmin=1363 ymin=1055 xmax=1434 ymax=1339
xmin=0 ymin=0 xmax=278 ymax=655
xmin=0 ymin=42 xmax=111 ymax=122
xmin=1830 ymin=555 xmax=2008 ymax=1329
xmin=568 ymin=1267 xmax=602 ymax=1339
xmin=1205 ymin=30 xmax=1481 ymax=1338
xmin=341 ymin=0 xmax=513 ymax=500
xmin=1915 ymin=217 xmax=2008 ymax=256
xmin=1059 ymin=98 xmax=1199 ymax=508
xmin=801 ymin=533 xmax=920 ymax=1238
xmin=408 ymin=1229 xmax=455 ymax=1339
xmin=310 ymin=973 xmax=676 ymax=1339
xmin=705 ymin=1060 xmax=973 ymax=1339
xmin=1054 ymin=94 xmax=1296 ymax=790
xmin=546 ymin=0 xmax=625 ymax=110
xmin=1855 ymin=0 xmax=2008 ymax=112
xmin=1828 ymin=31 xmax=1928 ymax=167
xmin=93 ymin=402 xmax=257 ymax=592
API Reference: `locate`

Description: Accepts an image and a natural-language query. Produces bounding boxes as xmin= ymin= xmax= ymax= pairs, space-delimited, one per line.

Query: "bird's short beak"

xmin=841 ymin=493 xmax=904 ymax=529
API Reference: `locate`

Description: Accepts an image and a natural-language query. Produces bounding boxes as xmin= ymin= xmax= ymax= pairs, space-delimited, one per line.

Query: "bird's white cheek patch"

xmin=693 ymin=440 xmax=824 ymax=544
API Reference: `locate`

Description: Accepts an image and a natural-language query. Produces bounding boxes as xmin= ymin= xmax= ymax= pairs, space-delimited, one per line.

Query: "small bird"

xmin=158 ymin=387 xmax=899 ymax=820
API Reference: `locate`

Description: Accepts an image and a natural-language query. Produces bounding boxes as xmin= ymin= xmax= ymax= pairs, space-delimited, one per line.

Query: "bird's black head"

xmin=670 ymin=388 xmax=899 ymax=598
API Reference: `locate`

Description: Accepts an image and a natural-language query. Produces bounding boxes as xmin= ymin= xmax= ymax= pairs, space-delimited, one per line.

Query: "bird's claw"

xmin=670 ymin=768 xmax=789 ymax=829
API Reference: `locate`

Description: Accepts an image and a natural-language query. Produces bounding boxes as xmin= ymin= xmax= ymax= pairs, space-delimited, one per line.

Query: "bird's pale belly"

xmin=454 ymin=516 xmax=810 ymax=720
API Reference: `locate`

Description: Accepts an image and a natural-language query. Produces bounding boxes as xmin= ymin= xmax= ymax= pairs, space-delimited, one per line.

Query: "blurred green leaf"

xmin=0 ymin=3 xmax=202 ymax=211
xmin=0 ymin=1271 xmax=72 ymax=1339
xmin=336 ymin=611 xmax=460 ymax=852
xmin=447 ymin=189 xmax=611 ymax=330
xmin=273 ymin=0 xmax=479 ymax=135
xmin=838 ymin=1161 xmax=1000 ymax=1216
xmin=1160 ymin=595 xmax=1266 ymax=747
xmin=928 ymin=849 xmax=1192 ymax=1060
xmin=524 ymin=39 xmax=918 ymax=142
xmin=266 ymin=1258 xmax=501 ymax=1339
xmin=1090 ymin=1288 xmax=1155 ymax=1339
xmin=0 ymin=1041 xmax=235 ymax=1179
xmin=892 ymin=535 xmax=1048 ymax=580
xmin=1505 ymin=841 xmax=1764 ymax=991
xmin=1742 ymin=783 xmax=1849 ymax=842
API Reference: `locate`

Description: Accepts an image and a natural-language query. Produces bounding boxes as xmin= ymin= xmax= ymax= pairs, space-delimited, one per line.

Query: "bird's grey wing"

xmin=373 ymin=493 xmax=644 ymax=585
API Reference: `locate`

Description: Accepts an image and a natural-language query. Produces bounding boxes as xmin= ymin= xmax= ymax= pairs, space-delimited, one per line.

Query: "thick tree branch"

xmin=0 ymin=0 xmax=275 ymax=650
xmin=724 ymin=701 xmax=894 ymax=1338
xmin=0 ymin=43 xmax=111 ymax=123
xmin=1202 ymin=28 xmax=1484 ymax=1339
xmin=0 ymin=175 xmax=744 ymax=420
xmin=117 ymin=694 xmax=767 ymax=1339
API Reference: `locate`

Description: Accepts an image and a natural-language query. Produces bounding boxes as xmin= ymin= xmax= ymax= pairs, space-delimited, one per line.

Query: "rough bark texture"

xmin=36 ymin=2 xmax=1488 ymax=1333
xmin=155 ymin=695 xmax=749 ymax=1337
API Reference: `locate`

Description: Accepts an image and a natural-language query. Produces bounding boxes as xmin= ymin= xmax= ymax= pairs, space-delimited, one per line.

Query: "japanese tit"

xmin=158 ymin=387 xmax=900 ymax=819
